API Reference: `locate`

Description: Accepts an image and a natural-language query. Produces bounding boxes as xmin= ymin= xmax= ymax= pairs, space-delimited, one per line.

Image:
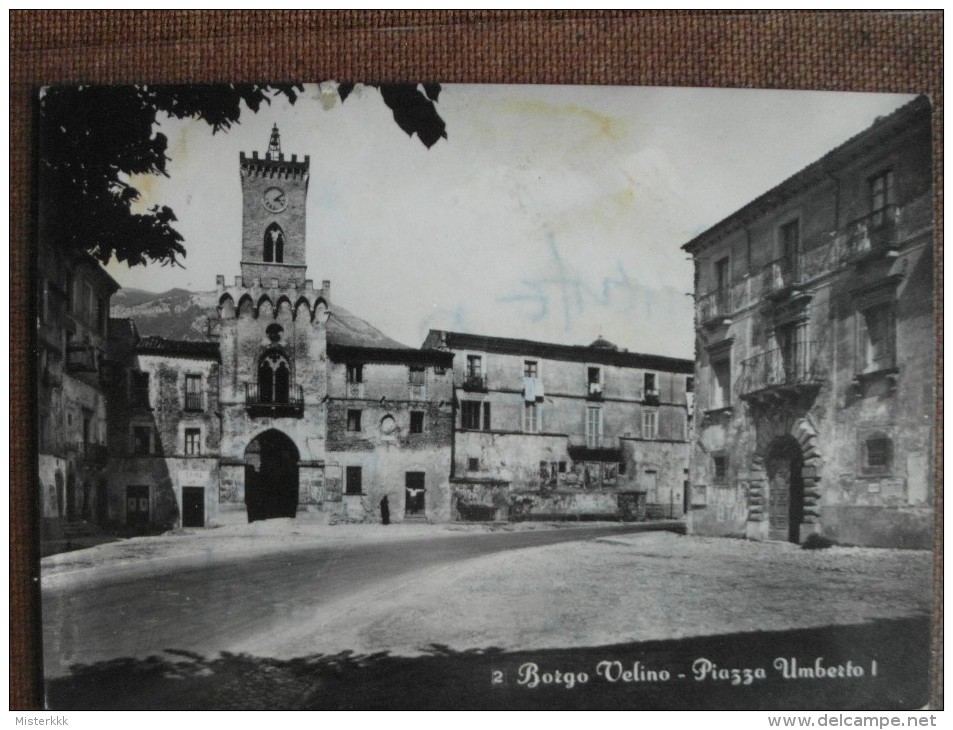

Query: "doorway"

xmin=126 ymin=485 xmax=150 ymax=527
xmin=182 ymin=487 xmax=205 ymax=528
xmin=405 ymin=471 xmax=426 ymax=518
xmin=245 ymin=430 xmax=299 ymax=522
xmin=765 ymin=437 xmax=804 ymax=543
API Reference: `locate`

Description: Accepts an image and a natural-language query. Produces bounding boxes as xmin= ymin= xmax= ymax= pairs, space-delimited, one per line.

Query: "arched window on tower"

xmin=264 ymin=223 xmax=285 ymax=263
xmin=258 ymin=350 xmax=291 ymax=403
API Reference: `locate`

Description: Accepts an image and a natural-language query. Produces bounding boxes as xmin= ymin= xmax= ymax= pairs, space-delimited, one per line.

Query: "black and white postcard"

xmin=35 ymin=82 xmax=936 ymax=710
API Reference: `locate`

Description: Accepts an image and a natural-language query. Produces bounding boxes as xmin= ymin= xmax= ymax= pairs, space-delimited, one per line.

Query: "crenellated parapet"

xmin=215 ymin=275 xmax=331 ymax=323
xmin=239 ymin=150 xmax=310 ymax=181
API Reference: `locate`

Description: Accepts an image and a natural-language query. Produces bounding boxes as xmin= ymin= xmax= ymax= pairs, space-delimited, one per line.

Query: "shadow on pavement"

xmin=46 ymin=615 xmax=930 ymax=710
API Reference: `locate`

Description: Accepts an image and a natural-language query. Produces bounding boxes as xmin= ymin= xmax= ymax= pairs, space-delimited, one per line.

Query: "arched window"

xmin=264 ymin=223 xmax=285 ymax=263
xmin=258 ymin=350 xmax=291 ymax=403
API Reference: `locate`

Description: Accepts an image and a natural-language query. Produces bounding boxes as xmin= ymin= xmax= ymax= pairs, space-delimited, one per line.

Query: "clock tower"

xmin=239 ymin=124 xmax=310 ymax=286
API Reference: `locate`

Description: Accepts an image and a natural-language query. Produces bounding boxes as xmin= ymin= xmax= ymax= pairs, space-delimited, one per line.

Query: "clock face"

xmin=261 ymin=186 xmax=288 ymax=213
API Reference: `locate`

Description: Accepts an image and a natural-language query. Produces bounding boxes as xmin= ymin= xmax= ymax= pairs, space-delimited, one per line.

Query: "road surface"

xmin=42 ymin=523 xmax=653 ymax=678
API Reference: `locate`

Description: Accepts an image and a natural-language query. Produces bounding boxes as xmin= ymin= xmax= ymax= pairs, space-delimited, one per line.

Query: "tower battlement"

xmin=239 ymin=151 xmax=310 ymax=179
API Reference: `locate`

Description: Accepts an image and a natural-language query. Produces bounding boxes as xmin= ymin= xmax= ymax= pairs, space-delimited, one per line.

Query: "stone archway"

xmin=244 ymin=430 xmax=299 ymax=522
xmin=746 ymin=416 xmax=822 ymax=543
xmin=765 ymin=436 xmax=804 ymax=543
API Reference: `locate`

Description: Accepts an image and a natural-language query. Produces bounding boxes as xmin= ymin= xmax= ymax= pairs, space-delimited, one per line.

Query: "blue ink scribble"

xmin=497 ymin=233 xmax=640 ymax=331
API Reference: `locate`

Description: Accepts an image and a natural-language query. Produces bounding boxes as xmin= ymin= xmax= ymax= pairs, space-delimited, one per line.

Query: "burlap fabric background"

xmin=9 ymin=10 xmax=943 ymax=710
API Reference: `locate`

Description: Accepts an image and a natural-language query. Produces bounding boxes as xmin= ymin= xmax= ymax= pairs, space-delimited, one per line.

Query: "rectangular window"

xmin=862 ymin=433 xmax=893 ymax=475
xmin=686 ymin=376 xmax=695 ymax=393
xmin=642 ymin=410 xmax=658 ymax=440
xmin=482 ymin=402 xmax=491 ymax=431
xmin=523 ymin=402 xmax=539 ymax=433
xmin=345 ymin=466 xmax=362 ymax=495
xmin=524 ymin=360 xmax=538 ymax=378
xmin=587 ymin=366 xmax=602 ymax=396
xmin=858 ymin=303 xmax=896 ymax=373
xmin=870 ymin=170 xmax=894 ymax=215
xmin=467 ymin=457 xmax=480 ymax=472
xmin=466 ymin=355 xmax=482 ymax=378
xmin=409 ymin=366 xmax=425 ymax=385
xmin=410 ymin=411 xmax=424 ymax=433
xmin=779 ymin=219 xmax=800 ymax=265
xmin=184 ymin=428 xmax=201 ymax=456
xmin=461 ymin=401 xmax=481 ymax=430
xmin=132 ymin=426 xmax=152 ymax=456
xmin=185 ymin=374 xmax=203 ymax=411
xmin=711 ymin=357 xmax=731 ymax=409
xmin=713 ymin=454 xmax=729 ymax=484
xmin=346 ymin=363 xmax=364 ymax=383
xmin=586 ymin=406 xmax=602 ymax=448
xmin=866 ymin=437 xmax=891 ymax=468
xmin=714 ymin=256 xmax=729 ymax=295
xmin=643 ymin=372 xmax=659 ymax=402
xmin=346 ymin=409 xmax=362 ymax=432
xmin=131 ymin=371 xmax=150 ymax=408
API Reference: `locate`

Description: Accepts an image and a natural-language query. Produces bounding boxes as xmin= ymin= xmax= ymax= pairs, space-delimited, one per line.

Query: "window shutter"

xmin=482 ymin=402 xmax=491 ymax=431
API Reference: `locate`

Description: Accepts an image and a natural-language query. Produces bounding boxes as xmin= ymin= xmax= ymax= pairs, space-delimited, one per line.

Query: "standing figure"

xmin=380 ymin=495 xmax=390 ymax=525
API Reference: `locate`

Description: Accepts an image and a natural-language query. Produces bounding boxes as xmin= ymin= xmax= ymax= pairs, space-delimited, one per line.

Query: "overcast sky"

xmin=107 ymin=84 xmax=915 ymax=359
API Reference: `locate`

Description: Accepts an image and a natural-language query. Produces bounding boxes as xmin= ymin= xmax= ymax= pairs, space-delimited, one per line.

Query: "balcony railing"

xmin=245 ymin=382 xmax=304 ymax=417
xmin=72 ymin=441 xmax=109 ymax=467
xmin=567 ymin=435 xmax=623 ymax=463
xmin=462 ymin=373 xmax=488 ymax=392
xmin=345 ymin=381 xmax=365 ymax=399
xmin=738 ymin=341 xmax=826 ymax=398
xmin=840 ymin=205 xmax=900 ymax=263
xmin=587 ymin=382 xmax=604 ymax=400
xmin=697 ymin=288 xmax=733 ymax=326
xmin=184 ymin=392 xmax=203 ymax=411
xmin=643 ymin=388 xmax=660 ymax=405
xmin=761 ymin=256 xmax=805 ymax=297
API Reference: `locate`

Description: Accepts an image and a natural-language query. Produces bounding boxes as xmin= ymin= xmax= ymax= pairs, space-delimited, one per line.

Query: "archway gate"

xmin=745 ymin=416 xmax=822 ymax=543
xmin=244 ymin=429 xmax=299 ymax=522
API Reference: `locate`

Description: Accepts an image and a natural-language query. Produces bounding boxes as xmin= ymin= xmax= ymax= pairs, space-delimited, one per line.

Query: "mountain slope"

xmin=110 ymin=288 xmax=410 ymax=349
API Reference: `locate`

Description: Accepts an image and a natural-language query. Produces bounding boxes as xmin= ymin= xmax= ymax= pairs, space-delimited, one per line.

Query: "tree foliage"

xmin=38 ymin=83 xmax=446 ymax=268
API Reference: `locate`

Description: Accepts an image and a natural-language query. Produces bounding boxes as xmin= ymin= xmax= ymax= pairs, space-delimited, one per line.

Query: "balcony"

xmin=697 ymin=289 xmax=733 ymax=328
xmin=71 ymin=441 xmax=109 ymax=467
xmin=184 ymin=392 xmax=203 ymax=411
xmin=761 ymin=256 xmax=808 ymax=301
xmin=840 ymin=206 xmax=900 ymax=264
xmin=462 ymin=373 xmax=488 ymax=392
xmin=642 ymin=388 xmax=660 ymax=405
xmin=568 ymin=436 xmax=623 ymax=463
xmin=345 ymin=381 xmax=365 ymax=399
xmin=586 ymin=382 xmax=604 ymax=401
xmin=66 ymin=343 xmax=97 ymax=373
xmin=245 ymin=382 xmax=304 ymax=417
xmin=738 ymin=341 xmax=826 ymax=403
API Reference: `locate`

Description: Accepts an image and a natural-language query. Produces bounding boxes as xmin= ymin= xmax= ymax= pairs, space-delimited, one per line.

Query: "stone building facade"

xmin=105 ymin=323 xmax=222 ymax=530
xmin=37 ymin=244 xmax=119 ymax=538
xmin=423 ymin=330 xmax=694 ymax=522
xmin=683 ymin=96 xmax=934 ymax=548
xmin=102 ymin=128 xmax=455 ymax=528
